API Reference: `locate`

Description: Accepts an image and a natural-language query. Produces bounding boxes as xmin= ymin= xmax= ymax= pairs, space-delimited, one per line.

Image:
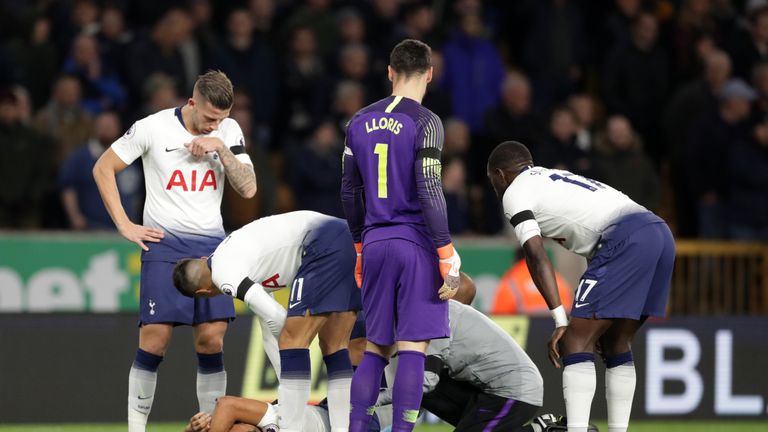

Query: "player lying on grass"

xmin=487 ymin=141 xmax=674 ymax=432
xmin=173 ymin=211 xmax=361 ymax=432
xmin=183 ymin=274 xmax=595 ymax=432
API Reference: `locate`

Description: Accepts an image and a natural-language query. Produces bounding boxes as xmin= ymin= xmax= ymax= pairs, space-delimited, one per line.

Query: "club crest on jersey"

xmin=166 ymin=169 xmax=217 ymax=191
xmin=124 ymin=122 xmax=136 ymax=138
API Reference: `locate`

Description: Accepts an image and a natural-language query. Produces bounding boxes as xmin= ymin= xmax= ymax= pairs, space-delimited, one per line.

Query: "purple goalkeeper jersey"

xmin=341 ymin=95 xmax=450 ymax=250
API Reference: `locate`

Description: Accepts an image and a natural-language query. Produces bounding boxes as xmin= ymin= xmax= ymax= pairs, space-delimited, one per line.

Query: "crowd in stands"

xmin=1 ymin=0 xmax=767 ymax=241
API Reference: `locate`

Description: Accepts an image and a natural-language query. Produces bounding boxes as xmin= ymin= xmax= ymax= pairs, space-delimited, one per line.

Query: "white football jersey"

xmin=502 ymin=167 xmax=645 ymax=257
xmin=210 ymin=211 xmax=340 ymax=297
xmin=111 ymin=107 xmax=251 ymax=238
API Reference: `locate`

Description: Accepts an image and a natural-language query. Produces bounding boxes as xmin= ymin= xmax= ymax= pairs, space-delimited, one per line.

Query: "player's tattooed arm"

xmin=185 ymin=137 xmax=257 ymax=198
xmin=216 ymin=144 xmax=257 ymax=199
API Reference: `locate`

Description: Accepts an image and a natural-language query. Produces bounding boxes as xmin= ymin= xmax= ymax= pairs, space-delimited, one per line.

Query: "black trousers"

xmin=421 ymin=371 xmax=540 ymax=432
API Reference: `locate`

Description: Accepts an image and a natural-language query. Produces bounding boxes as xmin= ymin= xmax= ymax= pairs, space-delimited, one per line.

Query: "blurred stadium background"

xmin=0 ymin=0 xmax=767 ymax=430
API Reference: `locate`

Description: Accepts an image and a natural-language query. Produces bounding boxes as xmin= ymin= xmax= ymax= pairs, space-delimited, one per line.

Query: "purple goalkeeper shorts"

xmin=361 ymin=238 xmax=448 ymax=346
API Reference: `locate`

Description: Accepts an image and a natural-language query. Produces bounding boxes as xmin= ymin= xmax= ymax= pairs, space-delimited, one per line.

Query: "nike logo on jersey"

xmin=289 ymin=301 xmax=301 ymax=309
xmin=574 ymin=302 xmax=590 ymax=308
xmin=165 ymin=147 xmax=182 ymax=152
xmin=138 ymin=395 xmax=152 ymax=400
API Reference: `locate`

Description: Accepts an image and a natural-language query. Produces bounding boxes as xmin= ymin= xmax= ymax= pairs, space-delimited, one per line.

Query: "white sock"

xmin=327 ymin=375 xmax=352 ymax=431
xmin=563 ymin=361 xmax=596 ymax=432
xmin=606 ymin=363 xmax=636 ymax=432
xmin=128 ymin=366 xmax=157 ymax=432
xmin=258 ymin=403 xmax=279 ymax=428
xmin=197 ymin=370 xmax=226 ymax=414
xmin=277 ymin=377 xmax=311 ymax=432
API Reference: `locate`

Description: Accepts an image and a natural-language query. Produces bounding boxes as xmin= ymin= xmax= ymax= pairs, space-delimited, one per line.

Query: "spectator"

xmin=288 ymin=122 xmax=344 ymax=217
xmin=131 ymin=73 xmax=181 ymax=124
xmin=483 ymin=72 xmax=545 ymax=159
xmin=569 ymin=93 xmax=602 ymax=153
xmin=125 ymin=8 xmax=194 ymax=101
xmin=336 ymin=43 xmax=385 ymax=103
xmin=58 ymin=112 xmax=142 ymax=230
xmin=282 ymin=0 xmax=338 ymax=58
xmin=672 ymin=0 xmax=718 ymax=83
xmin=249 ymin=0 xmax=277 ymax=44
xmin=727 ymin=5 xmax=768 ymax=80
xmin=603 ymin=0 xmax=643 ymax=54
xmin=96 ymin=6 xmax=133 ymax=85
xmin=538 ymin=106 xmax=595 ymax=177
xmin=210 ymin=8 xmax=277 ymax=129
xmin=422 ymin=50 xmax=453 ymax=119
xmin=393 ymin=2 xmax=439 ymax=48
xmin=442 ymin=156 xmax=470 ymax=234
xmin=62 ymin=35 xmax=127 ymax=113
xmin=522 ymin=0 xmax=588 ymax=112
xmin=0 ymin=89 xmax=52 ymax=228
xmin=594 ymin=115 xmax=660 ymax=210
xmin=33 ymin=75 xmax=93 ymax=165
xmin=444 ymin=118 xmax=471 ymax=159
xmin=751 ymin=61 xmax=768 ymax=119
xmin=442 ymin=11 xmax=505 ymax=132
xmin=189 ymin=0 xmax=217 ymax=59
xmin=686 ymin=79 xmax=755 ymax=238
xmin=337 ymin=8 xmax=366 ymax=46
xmin=602 ymin=12 xmax=669 ymax=161
xmin=4 ymin=17 xmax=58 ymax=109
xmin=11 ymin=85 xmax=33 ymax=125
xmin=726 ymin=121 xmax=768 ymax=240
xmin=664 ymin=50 xmax=732 ymax=236
xmin=332 ymin=80 xmax=365 ymax=136
xmin=276 ymin=26 xmax=330 ymax=144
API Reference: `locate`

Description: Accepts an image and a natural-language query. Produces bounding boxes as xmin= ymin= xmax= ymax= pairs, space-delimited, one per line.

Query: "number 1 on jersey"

xmin=374 ymin=143 xmax=388 ymax=198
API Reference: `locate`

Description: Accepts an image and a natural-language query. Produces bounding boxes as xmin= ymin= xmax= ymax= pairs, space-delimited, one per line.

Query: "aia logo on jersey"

xmin=262 ymin=273 xmax=285 ymax=289
xmin=166 ymin=169 xmax=217 ymax=191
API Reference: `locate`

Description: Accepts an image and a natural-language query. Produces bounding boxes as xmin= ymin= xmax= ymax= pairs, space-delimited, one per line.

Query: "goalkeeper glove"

xmin=437 ymin=243 xmax=461 ymax=300
xmin=354 ymin=242 xmax=363 ymax=288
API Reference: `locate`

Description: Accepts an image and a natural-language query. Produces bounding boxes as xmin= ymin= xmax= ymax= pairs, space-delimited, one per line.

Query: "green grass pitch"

xmin=1 ymin=422 xmax=767 ymax=431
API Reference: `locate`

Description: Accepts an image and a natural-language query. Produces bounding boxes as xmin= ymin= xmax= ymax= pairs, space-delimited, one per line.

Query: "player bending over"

xmin=486 ymin=141 xmax=674 ymax=432
xmin=342 ymin=38 xmax=462 ymax=432
xmin=93 ymin=71 xmax=256 ymax=431
xmin=173 ymin=211 xmax=361 ymax=432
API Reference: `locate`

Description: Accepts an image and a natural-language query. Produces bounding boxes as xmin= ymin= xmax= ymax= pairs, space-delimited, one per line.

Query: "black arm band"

xmin=229 ymin=145 xmax=246 ymax=155
xmin=510 ymin=210 xmax=535 ymax=227
xmin=416 ymin=147 xmax=441 ymax=160
xmin=425 ymin=355 xmax=444 ymax=374
xmin=236 ymin=277 xmax=255 ymax=301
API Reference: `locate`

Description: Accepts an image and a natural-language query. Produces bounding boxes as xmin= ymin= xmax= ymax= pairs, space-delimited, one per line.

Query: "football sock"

xmin=562 ymin=352 xmax=596 ymax=432
xmin=605 ymin=352 xmax=636 ymax=432
xmin=350 ymin=351 xmax=388 ymax=432
xmin=391 ymin=351 xmax=426 ymax=432
xmin=128 ymin=348 xmax=163 ymax=432
xmin=196 ymin=351 xmax=226 ymax=414
xmin=278 ymin=348 xmax=311 ymax=432
xmin=324 ymin=349 xmax=353 ymax=432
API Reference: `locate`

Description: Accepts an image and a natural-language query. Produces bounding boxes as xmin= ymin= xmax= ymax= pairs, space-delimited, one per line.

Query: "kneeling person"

xmin=173 ymin=211 xmax=361 ymax=432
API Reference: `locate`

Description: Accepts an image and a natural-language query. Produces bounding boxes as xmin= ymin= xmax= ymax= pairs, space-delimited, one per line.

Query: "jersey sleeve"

xmin=221 ymin=119 xmax=252 ymax=165
xmin=111 ymin=119 xmax=149 ymax=165
xmin=341 ymin=124 xmax=365 ymax=243
xmin=211 ymin=257 xmax=251 ymax=298
xmin=414 ymin=113 xmax=451 ymax=248
xmin=502 ymin=179 xmax=541 ymax=247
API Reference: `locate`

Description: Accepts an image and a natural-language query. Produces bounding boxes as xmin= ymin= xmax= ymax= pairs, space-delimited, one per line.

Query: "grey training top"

xmin=425 ymin=300 xmax=544 ymax=406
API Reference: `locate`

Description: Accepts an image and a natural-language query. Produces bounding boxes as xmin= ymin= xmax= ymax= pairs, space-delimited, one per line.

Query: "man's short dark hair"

xmin=389 ymin=39 xmax=432 ymax=77
xmin=487 ymin=141 xmax=534 ymax=171
xmin=194 ymin=70 xmax=234 ymax=110
xmin=172 ymin=258 xmax=197 ymax=298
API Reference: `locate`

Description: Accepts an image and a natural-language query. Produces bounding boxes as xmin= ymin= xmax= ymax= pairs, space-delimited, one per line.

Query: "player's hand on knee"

xmin=118 ymin=222 xmax=164 ymax=251
xmin=354 ymin=242 xmax=363 ymax=288
xmin=437 ymin=243 xmax=461 ymax=299
xmin=548 ymin=326 xmax=568 ymax=369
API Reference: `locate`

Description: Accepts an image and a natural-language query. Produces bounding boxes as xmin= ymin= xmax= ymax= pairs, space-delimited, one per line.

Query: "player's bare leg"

xmin=598 ymin=318 xmax=645 ymax=432
xmin=277 ymin=313 xmax=328 ymax=432
xmin=318 ymin=311 xmax=357 ymax=432
xmin=129 ymin=323 xmax=173 ymax=432
xmin=194 ymin=320 xmax=229 ymax=414
xmin=559 ymin=317 xmax=612 ymax=432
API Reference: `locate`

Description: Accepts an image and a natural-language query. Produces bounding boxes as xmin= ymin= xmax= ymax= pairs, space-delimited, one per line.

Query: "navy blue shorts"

xmin=286 ymin=219 xmax=362 ymax=317
xmin=351 ymin=311 xmax=367 ymax=340
xmin=571 ymin=212 xmax=675 ymax=320
xmin=139 ymin=232 xmax=235 ymax=326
